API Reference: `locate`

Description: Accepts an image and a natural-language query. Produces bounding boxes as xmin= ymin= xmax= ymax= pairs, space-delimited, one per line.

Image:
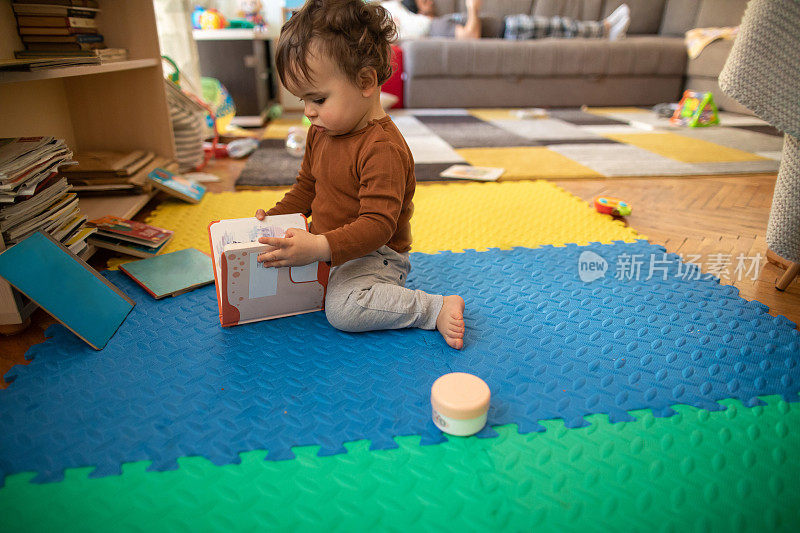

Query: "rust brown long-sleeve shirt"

xmin=266 ymin=115 xmax=415 ymax=266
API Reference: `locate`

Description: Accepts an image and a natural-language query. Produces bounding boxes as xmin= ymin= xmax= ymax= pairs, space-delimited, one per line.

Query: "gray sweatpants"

xmin=324 ymin=246 xmax=443 ymax=332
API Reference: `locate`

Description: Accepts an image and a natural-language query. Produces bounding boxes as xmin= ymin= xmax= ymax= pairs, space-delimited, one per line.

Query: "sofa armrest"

xmin=686 ymin=38 xmax=734 ymax=78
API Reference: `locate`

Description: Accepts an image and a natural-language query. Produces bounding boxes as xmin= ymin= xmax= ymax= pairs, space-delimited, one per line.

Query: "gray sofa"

xmin=400 ymin=0 xmax=749 ymax=110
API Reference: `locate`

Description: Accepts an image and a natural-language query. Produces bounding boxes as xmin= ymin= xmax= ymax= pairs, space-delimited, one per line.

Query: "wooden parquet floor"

xmin=2 ymin=162 xmax=798 ymax=389
xmin=556 ymin=174 xmax=800 ymax=324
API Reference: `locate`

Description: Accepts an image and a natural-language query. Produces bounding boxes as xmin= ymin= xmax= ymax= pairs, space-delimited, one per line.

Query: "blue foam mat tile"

xmin=1 ymin=241 xmax=800 ymax=484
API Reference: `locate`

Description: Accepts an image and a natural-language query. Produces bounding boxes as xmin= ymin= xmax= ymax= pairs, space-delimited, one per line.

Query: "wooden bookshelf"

xmin=0 ymin=0 xmax=176 ymax=327
xmin=0 ymin=58 xmax=160 ymax=84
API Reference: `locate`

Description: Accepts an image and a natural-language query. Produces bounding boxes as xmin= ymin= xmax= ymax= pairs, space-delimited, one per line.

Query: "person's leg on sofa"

xmin=503 ymin=4 xmax=630 ymax=41
xmin=454 ymin=0 xmax=482 ymax=40
xmin=604 ymin=3 xmax=631 ymax=41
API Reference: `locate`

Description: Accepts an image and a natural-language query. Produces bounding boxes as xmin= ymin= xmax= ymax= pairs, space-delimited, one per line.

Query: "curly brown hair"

xmin=276 ymin=0 xmax=397 ymax=90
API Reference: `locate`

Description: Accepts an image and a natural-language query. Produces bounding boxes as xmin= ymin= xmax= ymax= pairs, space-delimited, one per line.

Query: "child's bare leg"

xmin=436 ymin=295 xmax=465 ymax=350
xmin=454 ymin=0 xmax=482 ymax=39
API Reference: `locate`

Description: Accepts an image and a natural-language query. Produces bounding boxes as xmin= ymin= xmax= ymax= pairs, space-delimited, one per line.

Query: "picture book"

xmin=119 ymin=248 xmax=214 ymax=299
xmin=0 ymin=231 xmax=134 ymax=350
xmin=87 ymin=233 xmax=170 ymax=258
xmin=439 ymin=165 xmax=504 ymax=181
xmin=208 ymin=214 xmax=329 ymax=327
xmin=148 ymin=167 xmax=205 ymax=204
xmin=87 ymin=215 xmax=172 ymax=247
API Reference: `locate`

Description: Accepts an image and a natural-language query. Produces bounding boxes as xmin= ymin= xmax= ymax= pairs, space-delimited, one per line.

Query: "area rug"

xmin=235 ymin=107 xmax=782 ymax=187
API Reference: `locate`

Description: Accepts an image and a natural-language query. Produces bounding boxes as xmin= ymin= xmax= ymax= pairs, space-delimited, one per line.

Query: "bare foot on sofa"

xmin=604 ymin=3 xmax=630 ymax=41
xmin=455 ymin=0 xmax=482 ymax=39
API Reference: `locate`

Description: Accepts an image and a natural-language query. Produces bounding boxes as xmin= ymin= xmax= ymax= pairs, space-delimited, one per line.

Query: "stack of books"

xmin=58 ymin=150 xmax=175 ymax=194
xmin=0 ymin=137 xmax=95 ymax=255
xmin=11 ymin=0 xmax=128 ymax=63
xmin=87 ymin=215 xmax=173 ymax=258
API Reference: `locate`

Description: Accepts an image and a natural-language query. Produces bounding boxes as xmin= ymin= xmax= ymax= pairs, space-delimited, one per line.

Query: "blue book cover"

xmin=119 ymin=248 xmax=213 ymax=299
xmin=0 ymin=231 xmax=134 ymax=350
xmin=147 ymin=167 xmax=205 ymax=204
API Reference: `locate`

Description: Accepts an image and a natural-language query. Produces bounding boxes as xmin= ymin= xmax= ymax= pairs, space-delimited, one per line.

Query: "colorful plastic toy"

xmin=670 ymin=90 xmax=720 ymax=127
xmin=199 ymin=9 xmax=228 ymax=30
xmin=594 ymin=196 xmax=632 ymax=217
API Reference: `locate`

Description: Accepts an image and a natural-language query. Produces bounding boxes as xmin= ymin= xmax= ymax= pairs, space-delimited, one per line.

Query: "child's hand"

xmin=257 ymin=228 xmax=331 ymax=267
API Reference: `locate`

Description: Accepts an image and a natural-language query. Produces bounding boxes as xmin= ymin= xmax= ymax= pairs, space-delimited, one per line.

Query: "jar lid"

xmin=431 ymin=372 xmax=490 ymax=420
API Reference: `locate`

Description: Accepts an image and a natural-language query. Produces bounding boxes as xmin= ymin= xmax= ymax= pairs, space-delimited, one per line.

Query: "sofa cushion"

xmin=446 ymin=0 xmax=534 ymax=16
xmin=602 ymin=0 xmax=666 ymax=34
xmin=402 ymin=36 xmax=686 ymax=78
xmin=659 ymin=0 xmax=702 ymax=36
xmin=531 ymin=0 xmax=603 ymax=20
xmin=432 ymin=0 xmax=457 ymax=15
xmin=685 ymin=38 xmax=734 ymax=77
xmin=694 ymin=0 xmax=747 ymax=27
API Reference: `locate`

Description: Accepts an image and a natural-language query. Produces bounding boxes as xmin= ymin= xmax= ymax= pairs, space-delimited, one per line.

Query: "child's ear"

xmin=357 ymin=67 xmax=378 ymax=97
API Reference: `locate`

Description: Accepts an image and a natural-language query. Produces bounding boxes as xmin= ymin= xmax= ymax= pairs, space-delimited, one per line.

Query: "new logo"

xmin=578 ymin=251 xmax=608 ymax=282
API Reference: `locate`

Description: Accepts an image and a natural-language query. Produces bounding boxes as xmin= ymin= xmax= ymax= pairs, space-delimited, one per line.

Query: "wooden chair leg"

xmin=776 ymin=262 xmax=800 ymax=291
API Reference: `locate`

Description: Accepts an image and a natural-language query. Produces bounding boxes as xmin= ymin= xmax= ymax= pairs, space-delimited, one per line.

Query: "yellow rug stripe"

xmin=456 ymin=147 xmax=604 ymax=180
xmin=117 ymin=181 xmax=638 ymax=268
xmin=261 ymin=118 xmax=307 ymax=140
xmin=583 ymin=107 xmax=649 ymax=115
xmin=603 ymin=132 xmax=769 ymax=163
xmin=467 ymin=109 xmax=524 ymax=122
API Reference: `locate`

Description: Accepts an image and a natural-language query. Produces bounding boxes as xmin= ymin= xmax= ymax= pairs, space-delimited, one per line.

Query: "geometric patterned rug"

xmin=236 ymin=107 xmax=782 ymax=187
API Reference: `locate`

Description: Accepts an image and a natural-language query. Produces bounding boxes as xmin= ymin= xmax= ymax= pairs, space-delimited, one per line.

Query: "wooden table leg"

xmin=776 ymin=261 xmax=800 ymax=291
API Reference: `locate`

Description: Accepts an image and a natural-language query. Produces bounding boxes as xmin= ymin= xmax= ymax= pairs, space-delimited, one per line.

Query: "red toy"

xmin=594 ymin=196 xmax=632 ymax=217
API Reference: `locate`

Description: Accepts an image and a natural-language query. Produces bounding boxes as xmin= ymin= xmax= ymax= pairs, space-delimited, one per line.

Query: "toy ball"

xmin=192 ymin=6 xmax=205 ymax=29
xmin=594 ymin=196 xmax=632 ymax=217
xmin=200 ymin=9 xmax=227 ymax=30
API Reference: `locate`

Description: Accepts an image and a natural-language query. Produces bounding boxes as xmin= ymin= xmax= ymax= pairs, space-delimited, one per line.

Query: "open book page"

xmin=209 ymin=214 xmax=315 ymax=300
xmin=439 ymin=165 xmax=504 ymax=181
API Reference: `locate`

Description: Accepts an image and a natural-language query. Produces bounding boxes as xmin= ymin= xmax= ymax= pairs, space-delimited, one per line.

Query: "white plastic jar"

xmin=430 ymin=372 xmax=491 ymax=437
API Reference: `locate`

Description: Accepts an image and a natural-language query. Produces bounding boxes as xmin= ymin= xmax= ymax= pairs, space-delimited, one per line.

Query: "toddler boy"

xmin=255 ymin=0 xmax=465 ymax=349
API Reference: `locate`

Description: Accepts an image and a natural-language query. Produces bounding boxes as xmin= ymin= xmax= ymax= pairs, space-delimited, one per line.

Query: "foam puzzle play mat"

xmin=1 ymin=180 xmax=798 ymax=531
xmin=237 ymin=107 xmax=784 ymax=187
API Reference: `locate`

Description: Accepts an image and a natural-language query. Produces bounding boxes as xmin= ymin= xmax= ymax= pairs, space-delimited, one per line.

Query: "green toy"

xmin=670 ymin=90 xmax=720 ymax=127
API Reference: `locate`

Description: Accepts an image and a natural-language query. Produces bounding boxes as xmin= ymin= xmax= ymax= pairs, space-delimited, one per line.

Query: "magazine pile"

xmin=0 ymin=137 xmax=94 ymax=255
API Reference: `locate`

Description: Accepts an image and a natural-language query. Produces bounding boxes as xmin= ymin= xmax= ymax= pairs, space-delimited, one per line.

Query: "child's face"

xmin=286 ymin=47 xmax=375 ymax=137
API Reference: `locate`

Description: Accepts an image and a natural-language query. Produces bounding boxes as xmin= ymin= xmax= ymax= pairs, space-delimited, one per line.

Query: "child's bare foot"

xmin=436 ymin=295 xmax=465 ymax=350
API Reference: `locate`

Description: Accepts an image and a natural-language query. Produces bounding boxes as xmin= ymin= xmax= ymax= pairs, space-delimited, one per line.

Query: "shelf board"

xmin=193 ymin=28 xmax=278 ymax=41
xmin=0 ymin=58 xmax=160 ymax=84
xmin=79 ymin=190 xmax=157 ymax=222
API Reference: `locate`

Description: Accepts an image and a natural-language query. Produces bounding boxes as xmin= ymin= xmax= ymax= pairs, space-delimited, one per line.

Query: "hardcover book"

xmin=0 ymin=231 xmax=134 ymax=350
xmin=439 ymin=165 xmax=504 ymax=181
xmin=119 ymin=248 xmax=213 ymax=299
xmin=147 ymin=167 xmax=205 ymax=204
xmin=87 ymin=215 xmax=173 ymax=247
xmin=208 ymin=214 xmax=329 ymax=327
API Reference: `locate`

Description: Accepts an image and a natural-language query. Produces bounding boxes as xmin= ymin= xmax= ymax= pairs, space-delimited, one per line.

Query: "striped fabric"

xmin=503 ymin=14 xmax=605 ymax=40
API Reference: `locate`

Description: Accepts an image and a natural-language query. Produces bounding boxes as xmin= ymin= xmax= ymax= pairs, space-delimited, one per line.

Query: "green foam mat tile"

xmin=1 ymin=396 xmax=798 ymax=532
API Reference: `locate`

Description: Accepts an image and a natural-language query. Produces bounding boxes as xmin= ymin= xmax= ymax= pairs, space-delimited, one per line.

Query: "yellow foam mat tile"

xmin=583 ymin=107 xmax=649 ymax=115
xmin=109 ymin=181 xmax=638 ymax=269
xmin=411 ymin=181 xmax=640 ymax=253
xmin=603 ymin=132 xmax=769 ymax=163
xmin=456 ymin=147 xmax=604 ymax=180
xmin=261 ymin=119 xmax=307 ymax=140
